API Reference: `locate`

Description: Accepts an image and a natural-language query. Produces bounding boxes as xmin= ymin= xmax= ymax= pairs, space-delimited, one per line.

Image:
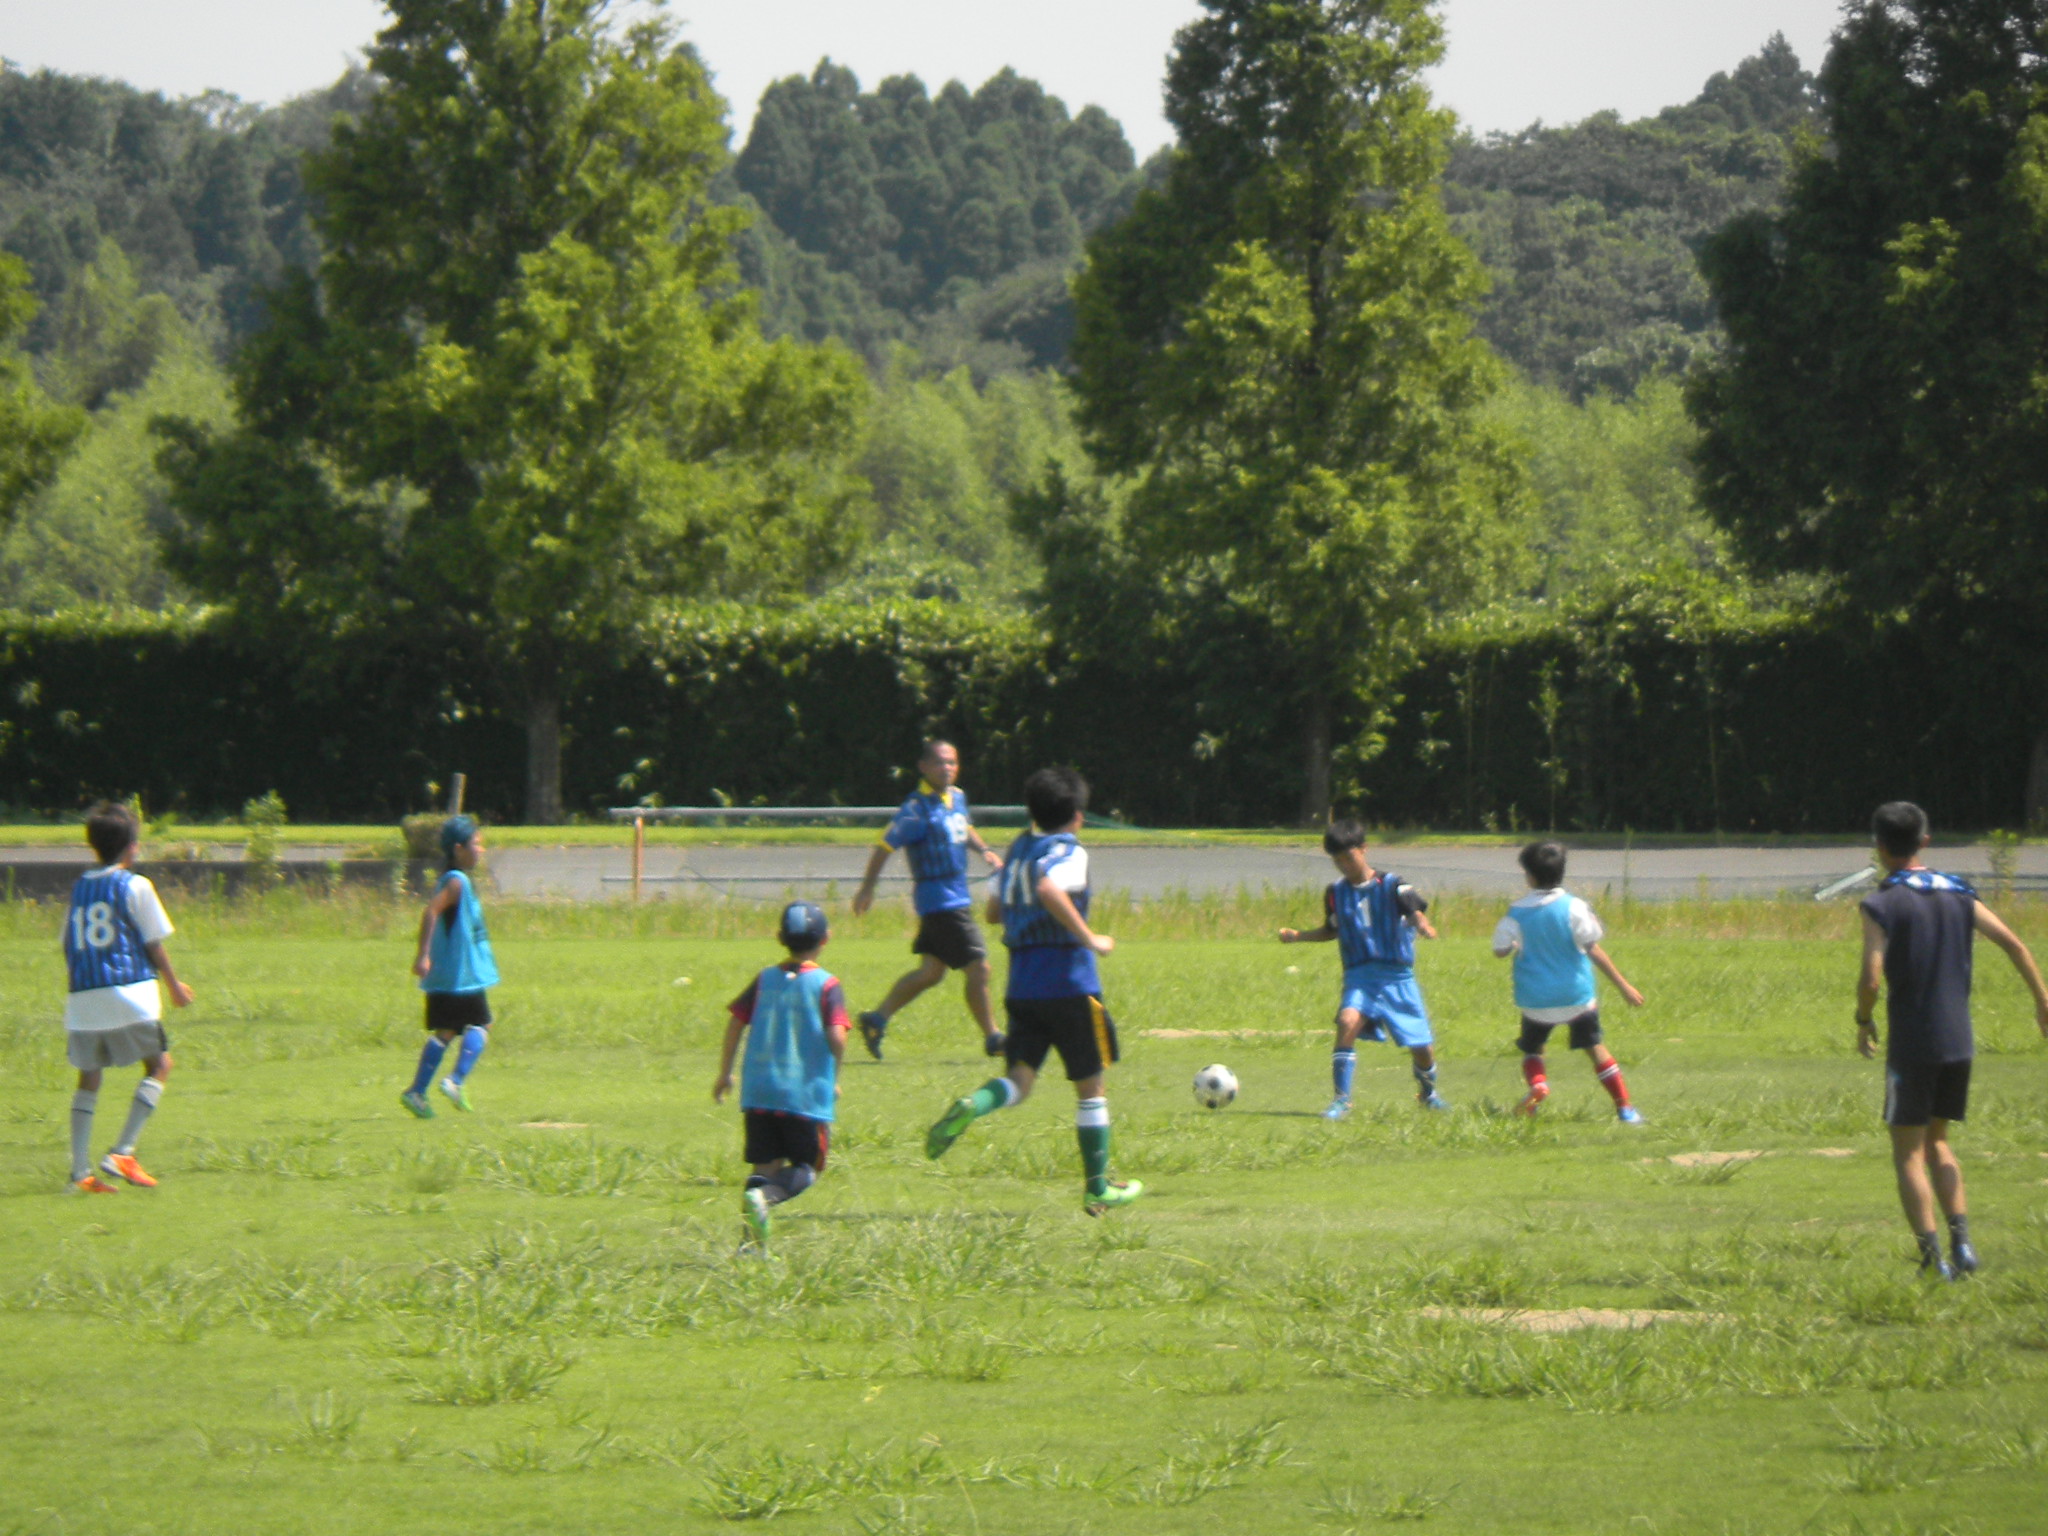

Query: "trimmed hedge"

xmin=0 ymin=602 xmax=2030 ymax=829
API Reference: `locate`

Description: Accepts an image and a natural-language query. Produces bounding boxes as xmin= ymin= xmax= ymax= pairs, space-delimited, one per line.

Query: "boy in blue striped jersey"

xmin=714 ymin=901 xmax=849 ymax=1247
xmin=400 ymin=817 xmax=499 ymax=1117
xmin=924 ymin=766 xmax=1142 ymax=1216
xmin=1280 ymin=819 xmax=1445 ymax=1117
xmin=62 ymin=802 xmax=195 ymax=1192
xmin=1494 ymin=840 xmax=1646 ymax=1123
xmin=852 ymin=740 xmax=1006 ymax=1060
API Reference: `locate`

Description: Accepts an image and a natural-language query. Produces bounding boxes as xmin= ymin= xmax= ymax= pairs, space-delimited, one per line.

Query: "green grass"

xmin=2 ymin=893 xmax=2046 ymax=1534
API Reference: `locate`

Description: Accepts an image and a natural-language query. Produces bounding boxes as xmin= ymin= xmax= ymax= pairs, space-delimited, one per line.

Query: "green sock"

xmin=967 ymin=1077 xmax=1017 ymax=1118
xmin=1076 ymin=1096 xmax=1111 ymax=1196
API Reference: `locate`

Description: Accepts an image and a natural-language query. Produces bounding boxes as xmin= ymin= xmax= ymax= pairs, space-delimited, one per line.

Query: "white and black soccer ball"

xmin=1192 ymin=1063 xmax=1238 ymax=1110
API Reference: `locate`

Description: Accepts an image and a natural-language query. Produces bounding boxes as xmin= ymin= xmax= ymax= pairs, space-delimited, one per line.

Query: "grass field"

xmin=2 ymin=892 xmax=2045 ymax=1536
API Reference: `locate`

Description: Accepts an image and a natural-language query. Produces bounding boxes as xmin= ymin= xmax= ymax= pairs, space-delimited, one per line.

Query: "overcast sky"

xmin=4 ymin=1 xmax=1850 ymax=154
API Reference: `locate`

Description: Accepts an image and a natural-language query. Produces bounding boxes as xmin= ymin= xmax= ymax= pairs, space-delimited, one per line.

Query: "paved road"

xmin=476 ymin=841 xmax=2048 ymax=903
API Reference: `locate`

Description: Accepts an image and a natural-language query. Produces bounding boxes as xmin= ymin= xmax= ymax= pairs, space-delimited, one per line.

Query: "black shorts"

xmin=913 ymin=907 xmax=988 ymax=970
xmin=424 ymin=991 xmax=492 ymax=1031
xmin=1884 ymin=1059 xmax=1971 ymax=1127
xmin=743 ymin=1109 xmax=829 ymax=1170
xmin=1517 ymin=1009 xmax=1602 ymax=1055
xmin=1005 ymin=995 xmax=1119 ymax=1081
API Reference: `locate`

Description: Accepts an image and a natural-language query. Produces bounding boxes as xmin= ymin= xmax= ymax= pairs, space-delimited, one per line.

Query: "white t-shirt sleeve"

xmin=1039 ymin=844 xmax=1089 ymax=893
xmin=1491 ymin=913 xmax=1521 ymax=956
xmin=1568 ymin=897 xmax=1603 ymax=951
xmin=125 ymin=875 xmax=174 ymax=944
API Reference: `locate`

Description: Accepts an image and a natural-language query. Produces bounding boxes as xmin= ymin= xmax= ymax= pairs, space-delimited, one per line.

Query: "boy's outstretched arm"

xmin=1588 ymin=943 xmax=1644 ymax=1007
xmin=1856 ymin=912 xmax=1886 ymax=1058
xmin=1410 ymin=911 xmax=1439 ymax=941
xmin=1972 ymin=901 xmax=2048 ymax=1037
xmin=1278 ymin=921 xmax=1335 ymax=944
xmin=1036 ymin=876 xmax=1113 ymax=954
xmin=712 ymin=1015 xmax=747 ymax=1102
xmin=851 ymin=845 xmax=892 ymax=916
xmin=144 ymin=941 xmax=195 ymax=1007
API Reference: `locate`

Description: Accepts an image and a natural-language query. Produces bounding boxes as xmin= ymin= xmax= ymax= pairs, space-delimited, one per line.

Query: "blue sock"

xmin=452 ymin=1025 xmax=488 ymax=1084
xmin=1413 ymin=1062 xmax=1438 ymax=1094
xmin=1332 ymin=1049 xmax=1357 ymax=1099
xmin=772 ymin=1164 xmax=817 ymax=1205
xmin=409 ymin=1037 xmax=447 ymax=1095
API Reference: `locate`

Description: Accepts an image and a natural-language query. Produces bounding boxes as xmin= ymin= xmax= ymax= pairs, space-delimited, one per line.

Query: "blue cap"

xmin=440 ymin=815 xmax=478 ymax=856
xmin=779 ymin=900 xmax=828 ymax=946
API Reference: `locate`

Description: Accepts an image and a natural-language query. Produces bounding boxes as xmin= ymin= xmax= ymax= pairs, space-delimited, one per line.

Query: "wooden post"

xmin=449 ymin=773 xmax=467 ymax=815
xmin=632 ymin=815 xmax=645 ymax=904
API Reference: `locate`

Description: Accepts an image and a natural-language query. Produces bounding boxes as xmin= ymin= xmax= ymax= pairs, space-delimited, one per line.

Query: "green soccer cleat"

xmin=400 ymin=1088 xmax=435 ymax=1119
xmin=925 ymin=1096 xmax=977 ymax=1160
xmin=440 ymin=1076 xmax=472 ymax=1112
xmin=1084 ymin=1179 xmax=1144 ymax=1217
xmin=742 ymin=1186 xmax=773 ymax=1245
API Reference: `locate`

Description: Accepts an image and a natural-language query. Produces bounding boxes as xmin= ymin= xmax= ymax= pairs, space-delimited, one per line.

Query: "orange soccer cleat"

xmin=72 ymin=1174 xmax=119 ymax=1194
xmin=100 ymin=1152 xmax=157 ymax=1187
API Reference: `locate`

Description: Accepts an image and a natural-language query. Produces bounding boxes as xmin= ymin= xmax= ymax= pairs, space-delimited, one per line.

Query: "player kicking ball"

xmin=714 ymin=902 xmax=848 ymax=1248
xmin=1857 ymin=802 xmax=2048 ymax=1279
xmin=1493 ymin=840 xmax=1646 ymax=1122
xmin=924 ymin=767 xmax=1142 ymax=1216
xmin=1281 ymin=819 xmax=1446 ymax=1117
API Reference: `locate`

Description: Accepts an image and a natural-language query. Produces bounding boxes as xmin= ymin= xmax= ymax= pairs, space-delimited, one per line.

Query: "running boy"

xmin=924 ymin=766 xmax=1143 ymax=1216
xmin=1280 ymin=820 xmax=1446 ymax=1117
xmin=852 ymin=739 xmax=1005 ymax=1060
xmin=63 ymin=801 xmax=194 ymax=1192
xmin=1857 ymin=801 xmax=2048 ymax=1278
xmin=401 ymin=816 xmax=498 ymax=1117
xmin=714 ymin=901 xmax=849 ymax=1246
xmin=1493 ymin=840 xmax=1646 ymax=1122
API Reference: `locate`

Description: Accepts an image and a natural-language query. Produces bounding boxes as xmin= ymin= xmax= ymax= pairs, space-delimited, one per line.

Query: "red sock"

xmin=1521 ymin=1056 xmax=1548 ymax=1096
xmin=1595 ymin=1059 xmax=1630 ymax=1107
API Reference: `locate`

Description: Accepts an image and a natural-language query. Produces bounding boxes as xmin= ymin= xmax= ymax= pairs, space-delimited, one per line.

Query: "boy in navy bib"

xmin=715 ymin=901 xmax=849 ymax=1247
xmin=1857 ymin=801 xmax=2048 ymax=1278
xmin=401 ymin=817 xmax=499 ymax=1117
xmin=1281 ymin=819 xmax=1445 ymax=1116
xmin=1492 ymin=840 xmax=1646 ymax=1122
xmin=62 ymin=802 xmax=195 ymax=1192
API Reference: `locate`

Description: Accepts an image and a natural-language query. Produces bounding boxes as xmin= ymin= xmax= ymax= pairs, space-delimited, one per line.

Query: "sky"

xmin=2 ymin=1 xmax=1851 ymax=154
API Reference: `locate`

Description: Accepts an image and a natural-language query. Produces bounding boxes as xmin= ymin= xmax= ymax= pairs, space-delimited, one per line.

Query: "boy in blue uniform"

xmin=924 ymin=767 xmax=1143 ymax=1216
xmin=1280 ymin=819 xmax=1446 ymax=1117
xmin=1857 ymin=802 xmax=2048 ymax=1278
xmin=714 ymin=901 xmax=849 ymax=1246
xmin=63 ymin=802 xmax=195 ymax=1193
xmin=401 ymin=816 xmax=499 ymax=1117
xmin=1493 ymin=840 xmax=1646 ymax=1122
xmin=852 ymin=739 xmax=1005 ymax=1059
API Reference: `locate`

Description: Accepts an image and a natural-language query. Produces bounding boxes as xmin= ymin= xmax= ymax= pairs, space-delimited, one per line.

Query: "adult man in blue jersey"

xmin=851 ymin=739 xmax=1005 ymax=1060
xmin=1280 ymin=819 xmax=1447 ymax=1116
xmin=1857 ymin=801 xmax=2048 ymax=1278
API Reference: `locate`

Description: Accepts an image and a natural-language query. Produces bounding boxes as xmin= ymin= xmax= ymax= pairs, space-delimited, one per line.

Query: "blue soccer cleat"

xmin=859 ymin=1012 xmax=888 ymax=1061
xmin=1951 ymin=1239 xmax=1979 ymax=1275
xmin=1321 ymin=1097 xmax=1352 ymax=1121
xmin=1419 ymin=1091 xmax=1451 ymax=1111
xmin=1617 ymin=1106 xmax=1645 ymax=1125
xmin=983 ymin=1030 xmax=1007 ymax=1058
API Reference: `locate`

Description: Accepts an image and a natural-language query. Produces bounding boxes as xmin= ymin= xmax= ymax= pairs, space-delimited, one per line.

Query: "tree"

xmin=1066 ymin=0 xmax=1524 ymax=822
xmin=0 ymin=253 xmax=85 ymax=524
xmin=1688 ymin=1 xmax=2048 ymax=820
xmin=156 ymin=0 xmax=868 ymax=822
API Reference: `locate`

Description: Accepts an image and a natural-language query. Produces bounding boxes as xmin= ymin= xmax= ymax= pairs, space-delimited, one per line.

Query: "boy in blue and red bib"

xmin=1281 ymin=819 xmax=1445 ymax=1117
xmin=400 ymin=816 xmax=499 ymax=1117
xmin=715 ymin=901 xmax=850 ymax=1247
xmin=62 ymin=801 xmax=195 ymax=1193
xmin=1493 ymin=840 xmax=1646 ymax=1122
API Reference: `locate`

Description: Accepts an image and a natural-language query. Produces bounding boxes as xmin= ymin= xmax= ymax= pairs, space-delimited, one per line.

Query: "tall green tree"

xmin=1067 ymin=0 xmax=1523 ymax=822
xmin=1689 ymin=1 xmax=2048 ymax=820
xmin=157 ymin=0 xmax=867 ymax=822
xmin=0 ymin=253 xmax=85 ymax=524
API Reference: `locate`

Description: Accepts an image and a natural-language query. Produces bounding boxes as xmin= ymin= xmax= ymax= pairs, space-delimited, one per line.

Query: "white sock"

xmin=112 ymin=1077 xmax=164 ymax=1156
xmin=70 ymin=1090 xmax=97 ymax=1180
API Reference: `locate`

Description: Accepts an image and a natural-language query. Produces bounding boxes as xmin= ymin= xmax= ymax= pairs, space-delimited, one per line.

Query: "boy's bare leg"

xmin=876 ymin=956 xmax=948 ymax=1020
xmin=1889 ymin=1123 xmax=1964 ymax=1273
xmin=963 ymin=958 xmax=1000 ymax=1044
xmin=1925 ymin=1122 xmax=1965 ymax=1216
xmin=1889 ymin=1124 xmax=1938 ymax=1230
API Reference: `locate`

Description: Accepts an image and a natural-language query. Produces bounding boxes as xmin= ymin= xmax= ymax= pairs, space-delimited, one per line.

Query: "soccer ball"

xmin=1192 ymin=1063 xmax=1238 ymax=1110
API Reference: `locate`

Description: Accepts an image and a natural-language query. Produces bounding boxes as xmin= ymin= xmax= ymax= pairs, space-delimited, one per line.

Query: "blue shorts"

xmin=1339 ymin=967 xmax=1432 ymax=1048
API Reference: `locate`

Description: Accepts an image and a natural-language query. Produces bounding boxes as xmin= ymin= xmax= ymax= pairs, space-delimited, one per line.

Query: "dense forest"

xmin=0 ymin=34 xmax=1814 ymax=615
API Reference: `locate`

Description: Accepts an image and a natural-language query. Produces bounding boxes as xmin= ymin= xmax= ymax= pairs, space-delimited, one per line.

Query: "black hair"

xmin=1025 ymin=766 xmax=1088 ymax=831
xmin=1322 ymin=818 xmax=1367 ymax=855
xmin=1873 ymin=801 xmax=1929 ymax=859
xmin=919 ymin=738 xmax=956 ymax=764
xmin=1519 ymin=839 xmax=1567 ymax=888
xmin=86 ymin=801 xmax=139 ymax=864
